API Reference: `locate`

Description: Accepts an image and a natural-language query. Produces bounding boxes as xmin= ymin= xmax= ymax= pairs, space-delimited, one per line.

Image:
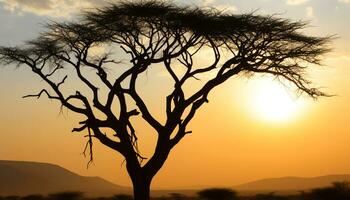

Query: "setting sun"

xmin=249 ymin=78 xmax=305 ymax=122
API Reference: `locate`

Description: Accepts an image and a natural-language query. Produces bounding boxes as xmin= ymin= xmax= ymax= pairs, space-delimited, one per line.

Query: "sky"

xmin=0 ymin=0 xmax=350 ymax=188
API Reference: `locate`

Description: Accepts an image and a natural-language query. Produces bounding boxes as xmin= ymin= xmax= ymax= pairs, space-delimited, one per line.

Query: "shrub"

xmin=48 ymin=192 xmax=84 ymax=200
xmin=197 ymin=188 xmax=237 ymax=200
xmin=253 ymin=192 xmax=289 ymax=200
xmin=112 ymin=194 xmax=133 ymax=200
xmin=307 ymin=182 xmax=350 ymax=200
xmin=21 ymin=195 xmax=44 ymax=200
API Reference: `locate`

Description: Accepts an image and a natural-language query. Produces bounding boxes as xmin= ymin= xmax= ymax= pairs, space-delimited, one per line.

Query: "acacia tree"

xmin=0 ymin=1 xmax=331 ymax=200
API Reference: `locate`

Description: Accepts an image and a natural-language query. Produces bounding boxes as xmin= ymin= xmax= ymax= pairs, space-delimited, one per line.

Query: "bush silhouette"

xmin=308 ymin=182 xmax=350 ymax=200
xmin=21 ymin=195 xmax=44 ymax=200
xmin=252 ymin=192 xmax=289 ymax=200
xmin=112 ymin=194 xmax=133 ymax=200
xmin=167 ymin=193 xmax=184 ymax=200
xmin=3 ymin=196 xmax=20 ymax=200
xmin=48 ymin=192 xmax=83 ymax=200
xmin=197 ymin=188 xmax=237 ymax=200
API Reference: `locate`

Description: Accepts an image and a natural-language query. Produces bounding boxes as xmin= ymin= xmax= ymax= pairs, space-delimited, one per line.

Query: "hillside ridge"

xmin=234 ymin=174 xmax=350 ymax=191
xmin=0 ymin=160 xmax=128 ymax=196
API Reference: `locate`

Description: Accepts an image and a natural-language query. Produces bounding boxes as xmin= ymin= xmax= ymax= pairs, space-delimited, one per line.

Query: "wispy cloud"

xmin=0 ymin=0 xmax=112 ymax=18
xmin=286 ymin=0 xmax=309 ymax=5
xmin=0 ymin=0 xmax=238 ymax=18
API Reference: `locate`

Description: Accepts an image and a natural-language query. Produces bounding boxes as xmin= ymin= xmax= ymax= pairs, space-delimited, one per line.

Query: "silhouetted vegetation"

xmin=303 ymin=182 xmax=350 ymax=200
xmin=3 ymin=183 xmax=350 ymax=200
xmin=198 ymin=188 xmax=237 ymax=200
xmin=249 ymin=192 xmax=290 ymax=200
xmin=48 ymin=192 xmax=84 ymax=200
xmin=2 ymin=196 xmax=20 ymax=200
xmin=112 ymin=194 xmax=133 ymax=200
xmin=22 ymin=195 xmax=44 ymax=200
xmin=0 ymin=1 xmax=332 ymax=200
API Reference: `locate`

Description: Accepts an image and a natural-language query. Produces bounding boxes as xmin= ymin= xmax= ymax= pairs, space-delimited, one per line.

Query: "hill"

xmin=234 ymin=174 xmax=350 ymax=193
xmin=3 ymin=160 xmax=350 ymax=197
xmin=0 ymin=160 xmax=129 ymax=197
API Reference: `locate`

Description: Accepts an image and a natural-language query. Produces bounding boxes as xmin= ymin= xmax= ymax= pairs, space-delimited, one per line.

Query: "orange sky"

xmin=0 ymin=0 xmax=350 ymax=188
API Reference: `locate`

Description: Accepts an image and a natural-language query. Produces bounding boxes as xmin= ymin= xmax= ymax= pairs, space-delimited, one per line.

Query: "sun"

xmin=248 ymin=78 xmax=305 ymax=122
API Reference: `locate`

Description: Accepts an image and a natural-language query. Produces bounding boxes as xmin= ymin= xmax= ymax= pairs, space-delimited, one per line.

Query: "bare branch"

xmin=22 ymin=89 xmax=60 ymax=100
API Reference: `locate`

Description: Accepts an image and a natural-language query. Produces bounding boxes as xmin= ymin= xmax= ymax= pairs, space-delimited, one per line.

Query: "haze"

xmin=0 ymin=0 xmax=350 ymax=189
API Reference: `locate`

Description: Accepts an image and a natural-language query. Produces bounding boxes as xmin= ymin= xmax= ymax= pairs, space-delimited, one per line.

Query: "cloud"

xmin=200 ymin=0 xmax=237 ymax=13
xmin=306 ymin=6 xmax=314 ymax=17
xmin=215 ymin=4 xmax=238 ymax=13
xmin=0 ymin=0 xmax=112 ymax=18
xmin=286 ymin=0 xmax=309 ymax=5
xmin=338 ymin=0 xmax=350 ymax=3
xmin=0 ymin=0 xmax=238 ymax=18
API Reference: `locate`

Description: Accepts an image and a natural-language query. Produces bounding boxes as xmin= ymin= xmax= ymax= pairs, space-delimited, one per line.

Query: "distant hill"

xmin=0 ymin=160 xmax=129 ymax=197
xmin=234 ymin=174 xmax=350 ymax=193
xmin=3 ymin=160 xmax=350 ymax=197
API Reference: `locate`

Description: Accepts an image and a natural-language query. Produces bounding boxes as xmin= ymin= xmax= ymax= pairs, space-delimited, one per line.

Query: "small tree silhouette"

xmin=0 ymin=1 xmax=332 ymax=200
xmin=197 ymin=188 xmax=237 ymax=200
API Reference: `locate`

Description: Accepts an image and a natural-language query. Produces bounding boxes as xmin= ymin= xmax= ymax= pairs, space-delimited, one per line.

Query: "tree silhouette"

xmin=0 ymin=1 xmax=332 ymax=200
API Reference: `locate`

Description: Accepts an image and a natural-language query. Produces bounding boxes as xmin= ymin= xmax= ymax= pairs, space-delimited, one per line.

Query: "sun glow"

xmin=248 ymin=78 xmax=305 ymax=122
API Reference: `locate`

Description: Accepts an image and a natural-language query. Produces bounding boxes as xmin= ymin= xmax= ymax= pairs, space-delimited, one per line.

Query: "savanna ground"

xmin=2 ymin=182 xmax=349 ymax=200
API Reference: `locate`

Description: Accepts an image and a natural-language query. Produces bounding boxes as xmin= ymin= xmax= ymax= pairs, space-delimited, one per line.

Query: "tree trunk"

xmin=126 ymin=160 xmax=152 ymax=200
xmin=126 ymin=136 xmax=172 ymax=200
xmin=132 ymin=177 xmax=151 ymax=200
